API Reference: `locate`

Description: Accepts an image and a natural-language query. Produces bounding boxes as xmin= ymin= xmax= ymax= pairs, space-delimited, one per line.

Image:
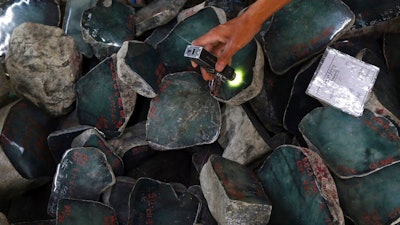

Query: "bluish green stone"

xmin=258 ymin=145 xmax=341 ymax=225
xmin=57 ymin=199 xmax=118 ymax=225
xmin=0 ymin=0 xmax=60 ymax=58
xmin=129 ymin=178 xmax=200 ymax=225
xmin=263 ymin=0 xmax=354 ymax=74
xmin=76 ymin=56 xmax=126 ymax=138
xmin=155 ymin=7 xmax=224 ymax=72
xmin=107 ymin=177 xmax=136 ymax=225
xmin=334 ymin=162 xmax=400 ymax=225
xmin=205 ymin=0 xmax=251 ymax=20
xmin=0 ymin=100 xmax=58 ymax=179
xmin=146 ymin=71 xmax=221 ymax=150
xmin=299 ymin=106 xmax=400 ymax=178
xmin=62 ymin=0 xmax=97 ymax=57
xmin=145 ymin=19 xmax=177 ymax=48
xmin=47 ymin=147 xmax=115 ymax=217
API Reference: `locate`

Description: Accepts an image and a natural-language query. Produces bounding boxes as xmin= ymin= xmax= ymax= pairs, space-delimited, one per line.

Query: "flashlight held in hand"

xmin=184 ymin=45 xmax=236 ymax=81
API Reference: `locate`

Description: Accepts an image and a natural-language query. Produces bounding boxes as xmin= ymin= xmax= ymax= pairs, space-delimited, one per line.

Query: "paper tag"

xmin=306 ymin=47 xmax=380 ymax=117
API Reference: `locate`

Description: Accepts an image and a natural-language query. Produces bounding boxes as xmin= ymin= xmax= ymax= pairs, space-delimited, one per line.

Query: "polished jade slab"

xmin=384 ymin=33 xmax=400 ymax=76
xmin=62 ymin=0 xmax=97 ymax=57
xmin=0 ymin=0 xmax=60 ymax=58
xmin=258 ymin=145 xmax=343 ymax=225
xmin=129 ymin=177 xmax=200 ymax=225
xmin=283 ymin=56 xmax=322 ymax=136
xmin=76 ymin=55 xmax=135 ymax=138
xmin=146 ymin=71 xmax=221 ymax=150
xmin=334 ymin=162 xmax=400 ymax=225
xmin=299 ymin=106 xmax=400 ymax=178
xmin=155 ymin=7 xmax=224 ymax=72
xmin=81 ymin=1 xmax=135 ymax=58
xmin=342 ymin=0 xmax=400 ymax=29
xmin=47 ymin=147 xmax=115 ymax=217
xmin=71 ymin=128 xmax=124 ymax=176
xmin=57 ymin=199 xmax=117 ymax=225
xmin=0 ymin=100 xmax=58 ymax=179
xmin=263 ymin=0 xmax=354 ymax=74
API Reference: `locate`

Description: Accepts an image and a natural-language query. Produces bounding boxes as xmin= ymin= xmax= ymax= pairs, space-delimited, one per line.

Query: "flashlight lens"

xmin=228 ymin=69 xmax=244 ymax=87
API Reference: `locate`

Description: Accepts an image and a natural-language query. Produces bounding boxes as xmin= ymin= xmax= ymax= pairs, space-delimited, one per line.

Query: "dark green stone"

xmin=47 ymin=147 xmax=115 ymax=217
xmin=12 ymin=220 xmax=56 ymax=225
xmin=383 ymin=33 xmax=400 ymax=77
xmin=71 ymin=128 xmax=124 ymax=176
xmin=81 ymin=1 xmax=135 ymax=58
xmin=107 ymin=177 xmax=136 ymax=225
xmin=145 ymin=19 xmax=177 ymax=48
xmin=258 ymin=145 xmax=342 ymax=225
xmin=299 ymin=106 xmax=400 ymax=178
xmin=205 ymin=0 xmax=252 ymax=20
xmin=129 ymin=177 xmax=200 ymax=225
xmin=76 ymin=56 xmax=128 ymax=138
xmin=342 ymin=0 xmax=400 ymax=29
xmin=57 ymin=199 xmax=117 ymax=225
xmin=0 ymin=0 xmax=60 ymax=58
xmin=263 ymin=0 xmax=354 ymax=74
xmin=0 ymin=100 xmax=58 ymax=179
xmin=187 ymin=185 xmax=218 ymax=225
xmin=334 ymin=162 xmax=400 ymax=225
xmin=155 ymin=7 xmax=224 ymax=72
xmin=146 ymin=71 xmax=221 ymax=150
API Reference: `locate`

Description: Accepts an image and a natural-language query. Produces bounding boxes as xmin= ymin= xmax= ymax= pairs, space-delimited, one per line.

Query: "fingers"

xmin=200 ymin=67 xmax=214 ymax=81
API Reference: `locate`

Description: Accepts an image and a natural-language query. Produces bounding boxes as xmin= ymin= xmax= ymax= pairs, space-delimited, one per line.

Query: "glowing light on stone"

xmin=228 ymin=68 xmax=244 ymax=87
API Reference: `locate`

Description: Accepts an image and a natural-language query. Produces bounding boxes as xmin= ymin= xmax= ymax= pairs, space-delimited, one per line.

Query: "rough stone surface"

xmin=0 ymin=67 xmax=9 ymax=104
xmin=219 ymin=104 xmax=271 ymax=165
xmin=200 ymin=155 xmax=271 ymax=225
xmin=5 ymin=22 xmax=81 ymax=117
xmin=0 ymin=212 xmax=9 ymax=225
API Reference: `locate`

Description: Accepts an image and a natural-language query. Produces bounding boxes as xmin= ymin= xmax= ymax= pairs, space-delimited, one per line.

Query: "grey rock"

xmin=200 ymin=155 xmax=271 ymax=225
xmin=0 ymin=212 xmax=9 ymax=225
xmin=219 ymin=104 xmax=271 ymax=165
xmin=5 ymin=22 xmax=81 ymax=117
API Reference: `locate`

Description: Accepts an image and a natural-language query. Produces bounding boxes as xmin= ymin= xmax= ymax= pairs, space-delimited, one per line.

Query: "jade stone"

xmin=299 ymin=106 xmax=400 ymax=178
xmin=342 ymin=0 xmax=400 ymax=30
xmin=187 ymin=185 xmax=218 ymax=225
xmin=383 ymin=33 xmax=400 ymax=76
xmin=81 ymin=0 xmax=135 ymax=58
xmin=135 ymin=0 xmax=187 ymax=36
xmin=62 ymin=0 xmax=97 ymax=57
xmin=144 ymin=19 xmax=177 ymax=48
xmin=200 ymin=154 xmax=272 ymax=225
xmin=129 ymin=177 xmax=200 ymax=225
xmin=71 ymin=128 xmax=124 ymax=176
xmin=155 ymin=7 xmax=225 ymax=72
xmin=117 ymin=41 xmax=167 ymax=98
xmin=0 ymin=100 xmax=58 ymax=179
xmin=0 ymin=0 xmax=60 ymax=58
xmin=334 ymin=162 xmax=400 ymax=225
xmin=257 ymin=145 xmax=344 ymax=225
xmin=57 ymin=199 xmax=118 ymax=225
xmin=146 ymin=71 xmax=221 ymax=150
xmin=76 ymin=54 xmax=137 ymax=138
xmin=47 ymin=147 xmax=115 ymax=217
xmin=263 ymin=0 xmax=355 ymax=74
xmin=283 ymin=56 xmax=322 ymax=136
xmin=205 ymin=0 xmax=251 ymax=20
xmin=108 ymin=121 xmax=150 ymax=156
xmin=210 ymin=40 xmax=264 ymax=106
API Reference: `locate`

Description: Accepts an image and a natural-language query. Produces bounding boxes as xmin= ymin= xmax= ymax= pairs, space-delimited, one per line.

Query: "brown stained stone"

xmin=219 ymin=104 xmax=271 ymax=165
xmin=200 ymin=155 xmax=271 ymax=225
xmin=5 ymin=22 xmax=82 ymax=117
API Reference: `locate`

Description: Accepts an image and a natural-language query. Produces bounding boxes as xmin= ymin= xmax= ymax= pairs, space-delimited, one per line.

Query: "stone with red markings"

xmin=200 ymin=154 xmax=271 ymax=225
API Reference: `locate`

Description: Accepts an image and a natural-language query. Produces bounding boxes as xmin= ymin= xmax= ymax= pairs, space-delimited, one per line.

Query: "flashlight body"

xmin=184 ymin=45 xmax=236 ymax=81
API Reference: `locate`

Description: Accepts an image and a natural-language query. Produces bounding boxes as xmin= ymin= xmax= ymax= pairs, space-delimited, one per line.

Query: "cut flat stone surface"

xmin=76 ymin=54 xmax=137 ymax=138
xmin=200 ymin=155 xmax=271 ymax=225
xmin=71 ymin=128 xmax=124 ymax=176
xmin=57 ymin=199 xmax=118 ymax=225
xmin=299 ymin=106 xmax=400 ymax=178
xmin=117 ymin=41 xmax=167 ymax=98
xmin=263 ymin=0 xmax=354 ymax=74
xmin=47 ymin=147 xmax=115 ymax=217
xmin=6 ymin=22 xmax=82 ymax=117
xmin=135 ymin=0 xmax=187 ymax=36
xmin=334 ymin=162 xmax=400 ymax=225
xmin=219 ymin=105 xmax=271 ymax=165
xmin=81 ymin=0 xmax=135 ymax=59
xmin=62 ymin=0 xmax=97 ymax=57
xmin=0 ymin=0 xmax=60 ymax=58
xmin=129 ymin=177 xmax=200 ymax=225
xmin=155 ymin=6 xmax=226 ymax=72
xmin=258 ymin=145 xmax=344 ymax=225
xmin=0 ymin=100 xmax=58 ymax=179
xmin=146 ymin=71 xmax=221 ymax=150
